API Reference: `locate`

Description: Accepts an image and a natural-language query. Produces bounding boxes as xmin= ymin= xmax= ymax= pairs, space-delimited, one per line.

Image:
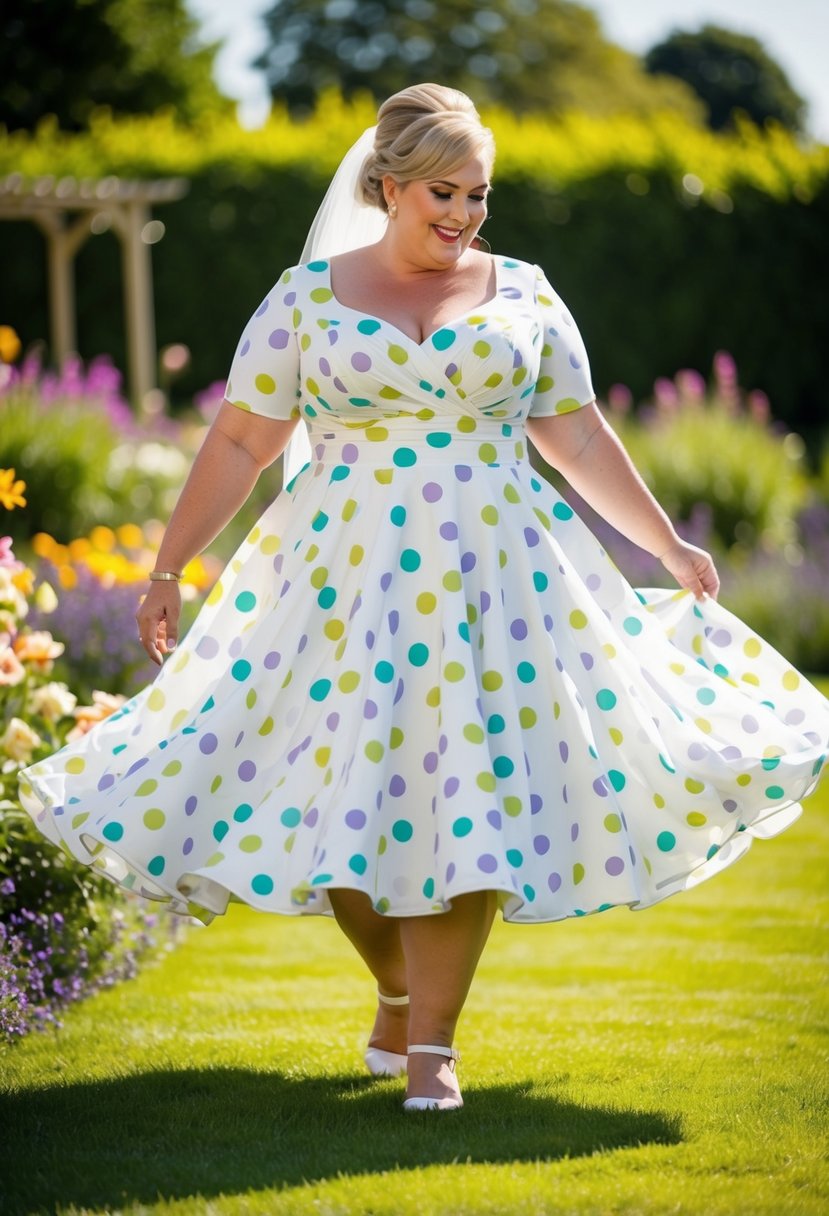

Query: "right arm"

xmin=136 ymin=404 xmax=298 ymax=665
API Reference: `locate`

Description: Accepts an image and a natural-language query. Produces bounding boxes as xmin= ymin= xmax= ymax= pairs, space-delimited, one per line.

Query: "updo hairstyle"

xmin=359 ymin=83 xmax=495 ymax=213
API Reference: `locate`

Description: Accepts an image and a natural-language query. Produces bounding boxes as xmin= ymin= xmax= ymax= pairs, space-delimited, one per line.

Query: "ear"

xmin=382 ymin=174 xmax=399 ymax=212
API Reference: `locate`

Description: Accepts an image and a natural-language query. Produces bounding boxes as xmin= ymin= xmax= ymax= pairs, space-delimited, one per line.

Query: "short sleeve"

xmin=223 ymin=268 xmax=302 ymax=420
xmin=528 ymin=265 xmax=596 ymax=418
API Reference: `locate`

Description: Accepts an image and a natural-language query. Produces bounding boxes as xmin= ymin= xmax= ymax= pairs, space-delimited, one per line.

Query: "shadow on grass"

xmin=1 ymin=1066 xmax=683 ymax=1212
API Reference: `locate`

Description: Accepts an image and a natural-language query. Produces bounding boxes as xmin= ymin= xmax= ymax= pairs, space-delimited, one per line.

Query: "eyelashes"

xmin=431 ymin=191 xmax=488 ymax=203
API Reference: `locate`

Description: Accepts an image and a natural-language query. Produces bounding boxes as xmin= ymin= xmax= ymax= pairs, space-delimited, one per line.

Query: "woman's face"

xmin=384 ymin=155 xmax=491 ymax=268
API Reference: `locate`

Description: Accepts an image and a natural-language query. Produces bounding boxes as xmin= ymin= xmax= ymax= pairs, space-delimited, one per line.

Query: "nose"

xmin=447 ymin=196 xmax=469 ymax=226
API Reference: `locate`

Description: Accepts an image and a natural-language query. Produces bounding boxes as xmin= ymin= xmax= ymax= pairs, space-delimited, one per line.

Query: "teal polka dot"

xmin=623 ymin=616 xmax=643 ymax=636
xmin=432 ymin=328 xmax=456 ymax=350
xmin=310 ymin=678 xmax=332 ymax=701
xmin=552 ymin=502 xmax=574 ymax=520
xmin=487 ymin=714 xmax=505 ymax=734
xmin=608 ymin=769 xmax=626 ymax=792
xmin=522 ymin=883 xmax=536 ymax=902
xmin=596 ymin=689 xmax=617 ymax=711
xmin=103 ymin=822 xmax=124 ymax=842
xmin=235 ymin=591 xmax=257 ymax=613
xmin=400 ymin=549 xmax=421 ymax=572
xmin=330 ymin=465 xmax=350 ymax=481
xmin=357 ymin=319 xmax=381 ymax=335
xmin=234 ymin=803 xmax=253 ymax=822
xmin=281 ymin=807 xmax=302 ymax=828
xmin=408 ymin=642 xmax=429 ymax=666
xmin=390 ymin=505 xmax=406 ymax=526
xmin=317 ymin=586 xmax=336 ymax=609
xmin=453 ymin=817 xmax=473 ymax=837
xmin=311 ymin=511 xmax=329 ymax=532
xmin=533 ymin=571 xmax=549 ymax=591
xmin=231 ymin=659 xmax=252 ymax=682
xmin=697 ymin=687 xmax=716 ymax=705
xmin=375 ymin=661 xmax=394 ymax=683
xmin=251 ymin=874 xmax=274 ymax=896
xmin=761 ymin=757 xmax=781 ymax=771
xmin=213 ymin=820 xmax=229 ymax=842
xmin=393 ymin=447 xmax=417 ymax=467
xmin=657 ymin=831 xmax=676 ymax=852
xmin=349 ymin=853 xmax=368 ymax=875
xmin=392 ymin=819 xmax=413 ymax=842
xmin=426 ymin=432 xmax=452 ymax=448
xmin=765 ymin=785 xmax=785 ymax=799
xmin=147 ymin=855 xmax=165 ymax=876
xmin=517 ymin=661 xmax=536 ymax=683
xmin=506 ymin=849 xmax=523 ymax=867
xmin=423 ymin=877 xmax=435 ymax=898
xmin=493 ymin=755 xmax=515 ymax=778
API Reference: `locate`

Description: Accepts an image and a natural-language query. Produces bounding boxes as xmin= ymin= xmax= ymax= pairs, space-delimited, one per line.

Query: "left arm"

xmin=526 ymin=403 xmax=720 ymax=600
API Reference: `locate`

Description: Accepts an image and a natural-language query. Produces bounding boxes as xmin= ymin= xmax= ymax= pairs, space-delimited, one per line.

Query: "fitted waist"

xmin=306 ymin=421 xmax=528 ymax=468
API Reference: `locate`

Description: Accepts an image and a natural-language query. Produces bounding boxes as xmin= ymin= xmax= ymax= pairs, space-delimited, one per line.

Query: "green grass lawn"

xmin=2 ymin=698 xmax=827 ymax=1216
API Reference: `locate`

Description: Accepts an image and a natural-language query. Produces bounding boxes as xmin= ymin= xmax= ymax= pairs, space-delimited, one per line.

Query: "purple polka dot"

xmin=264 ymin=651 xmax=281 ymax=669
xmin=298 ymin=633 xmax=308 ymax=653
xmin=424 ymin=751 xmax=438 ymax=773
xmin=388 ymin=609 xmax=399 ymax=634
xmin=446 ymin=862 xmax=456 ymax=882
xmin=423 ymin=482 xmax=443 ymax=502
xmin=533 ymin=834 xmax=550 ymax=855
xmin=477 ymin=853 xmax=498 ymax=874
xmin=454 ymin=465 xmax=472 ymax=482
xmin=352 ymin=351 xmax=372 ymax=372
xmin=438 ymin=734 xmax=448 ymax=754
xmin=345 ymin=809 xmax=366 ymax=830
xmin=238 ymin=760 xmax=257 ymax=782
xmin=240 ymin=338 xmax=250 ymax=357
xmin=268 ymin=328 xmax=290 ymax=349
xmin=365 ymin=629 xmax=375 ymax=648
xmin=784 ymin=708 xmax=805 ymax=725
xmin=687 ymin=742 xmax=708 ymax=761
xmin=318 ymin=356 xmax=331 ymax=376
xmin=439 ymin=521 xmax=459 ymax=540
xmin=364 ymin=699 xmax=378 ymax=719
xmin=185 ymin=796 xmax=198 ymax=816
xmin=342 ymin=443 xmax=359 ymax=463
xmin=333 ymin=376 xmax=348 ymax=392
xmin=228 ymin=637 xmax=243 ymax=658
xmin=710 ymin=629 xmax=732 ymax=647
xmin=444 ymin=777 xmax=460 ymax=797
xmin=741 ymin=715 xmax=759 ymax=733
xmin=283 ymin=291 xmax=296 ymax=305
xmin=723 ymin=799 xmax=738 ymax=813
xmin=559 ymin=742 xmax=569 ymax=763
xmin=580 ymin=651 xmax=594 ymax=670
xmin=545 ymin=615 xmax=554 ymax=632
xmin=720 ymin=745 xmax=742 ymax=761
xmin=586 ymin=573 xmax=601 ymax=591
xmin=234 ymin=730 xmax=245 ymax=748
xmin=305 ymin=807 xmax=319 ymax=827
xmin=199 ymin=733 xmax=218 ymax=755
xmin=524 ymin=527 xmax=539 ymax=547
xmin=389 ymin=775 xmax=406 ymax=796
xmin=183 ymin=837 xmax=194 ymax=855
xmin=196 ymin=636 xmax=220 ymax=660
xmin=328 ymin=330 xmax=339 ymax=346
xmin=548 ymin=871 xmax=562 ymax=893
xmin=605 ymin=855 xmax=625 ymax=876
xmin=461 ymin=551 xmax=477 ymax=572
xmin=593 ymin=776 xmax=608 ymax=797
xmin=326 ymin=712 xmax=340 ymax=730
xmin=97 ymin=774 xmax=115 ymax=791
xmin=570 ymin=822 xmax=579 ymax=842
xmin=380 ymin=573 xmax=392 ymax=591
xmin=480 ymin=591 xmax=491 ymax=613
xmin=530 ymin=794 xmax=543 ymax=813
xmin=510 ymin=618 xmax=528 ymax=641
xmin=487 ymin=809 xmax=502 ymax=829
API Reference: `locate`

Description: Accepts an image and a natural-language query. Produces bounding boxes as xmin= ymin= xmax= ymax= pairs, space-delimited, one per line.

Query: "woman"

xmin=20 ymin=84 xmax=829 ymax=1113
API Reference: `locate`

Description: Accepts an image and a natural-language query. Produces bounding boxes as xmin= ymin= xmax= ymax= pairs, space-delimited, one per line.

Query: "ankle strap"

xmin=408 ymin=1043 xmax=460 ymax=1062
xmin=378 ymin=990 xmax=409 ymax=1006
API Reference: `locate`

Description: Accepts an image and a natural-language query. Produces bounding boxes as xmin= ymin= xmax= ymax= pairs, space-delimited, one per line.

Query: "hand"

xmin=658 ymin=540 xmax=720 ymax=601
xmin=136 ymin=582 xmax=181 ymax=667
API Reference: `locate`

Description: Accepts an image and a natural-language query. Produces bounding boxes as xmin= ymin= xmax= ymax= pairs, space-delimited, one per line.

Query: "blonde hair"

xmin=359 ymin=83 xmax=495 ymax=212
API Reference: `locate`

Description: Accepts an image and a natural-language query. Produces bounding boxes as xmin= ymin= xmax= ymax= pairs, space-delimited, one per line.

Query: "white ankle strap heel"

xmin=403 ymin=1044 xmax=463 ymax=1111
xmin=364 ymin=990 xmax=409 ymax=1078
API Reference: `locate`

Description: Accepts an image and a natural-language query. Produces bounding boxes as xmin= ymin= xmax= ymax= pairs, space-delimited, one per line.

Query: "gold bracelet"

xmin=148 ymin=570 xmax=182 ymax=582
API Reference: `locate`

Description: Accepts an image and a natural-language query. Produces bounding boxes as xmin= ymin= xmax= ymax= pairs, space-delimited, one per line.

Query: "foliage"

xmin=645 ymin=23 xmax=808 ymax=135
xmin=1 ymin=98 xmax=827 ymax=434
xmin=0 ymin=0 xmax=228 ymax=132
xmin=0 ymin=349 xmax=190 ymax=544
xmin=255 ymin=0 xmax=701 ymax=120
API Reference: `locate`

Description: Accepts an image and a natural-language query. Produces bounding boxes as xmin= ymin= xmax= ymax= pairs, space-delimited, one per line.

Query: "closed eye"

xmin=431 ymin=191 xmax=488 ymax=202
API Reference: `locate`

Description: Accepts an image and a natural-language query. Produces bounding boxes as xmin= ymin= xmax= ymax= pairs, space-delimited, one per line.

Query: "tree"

xmin=644 ymin=24 xmax=807 ymax=133
xmin=0 ymin=0 xmax=228 ymax=132
xmin=255 ymin=0 xmax=702 ymax=119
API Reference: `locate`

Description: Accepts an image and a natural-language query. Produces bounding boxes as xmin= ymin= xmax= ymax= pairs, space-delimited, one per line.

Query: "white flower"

xmin=1 ymin=717 xmax=42 ymax=764
xmin=34 ymin=580 xmax=59 ymax=615
xmin=28 ymin=681 xmax=78 ymax=721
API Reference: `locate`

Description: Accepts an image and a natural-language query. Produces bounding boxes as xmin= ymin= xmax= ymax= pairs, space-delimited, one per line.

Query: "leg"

xmin=328 ymin=888 xmax=408 ymax=1054
xmin=400 ymin=889 xmax=498 ymax=1103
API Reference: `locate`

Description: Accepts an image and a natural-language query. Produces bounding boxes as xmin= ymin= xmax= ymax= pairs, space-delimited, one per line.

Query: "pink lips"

xmin=433 ymin=225 xmax=463 ymax=244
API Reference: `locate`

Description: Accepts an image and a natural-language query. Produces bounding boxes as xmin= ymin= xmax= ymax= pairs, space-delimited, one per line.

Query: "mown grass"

xmin=2 ymin=687 xmax=827 ymax=1216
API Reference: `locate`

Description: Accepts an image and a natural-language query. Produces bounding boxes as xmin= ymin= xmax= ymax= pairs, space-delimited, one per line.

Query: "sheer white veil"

xmin=283 ymin=125 xmax=388 ymax=486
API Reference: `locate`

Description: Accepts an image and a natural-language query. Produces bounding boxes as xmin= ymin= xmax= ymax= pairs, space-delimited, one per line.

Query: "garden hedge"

xmin=1 ymin=94 xmax=827 ymax=437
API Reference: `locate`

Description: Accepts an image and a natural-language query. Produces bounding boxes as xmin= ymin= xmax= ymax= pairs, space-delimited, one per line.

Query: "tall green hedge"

xmin=1 ymin=94 xmax=827 ymax=435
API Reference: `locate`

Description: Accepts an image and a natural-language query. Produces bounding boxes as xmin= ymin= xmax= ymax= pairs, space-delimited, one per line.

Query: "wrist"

xmin=148 ymin=569 xmax=182 ymax=582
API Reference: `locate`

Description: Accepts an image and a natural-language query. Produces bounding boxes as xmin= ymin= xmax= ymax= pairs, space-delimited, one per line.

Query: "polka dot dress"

xmin=19 ymin=257 xmax=829 ymax=926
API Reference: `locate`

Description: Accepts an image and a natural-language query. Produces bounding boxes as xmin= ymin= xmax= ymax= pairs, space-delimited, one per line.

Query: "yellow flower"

xmin=89 ymin=525 xmax=116 ymax=552
xmin=0 ymin=326 xmax=21 ymax=363
xmin=11 ymin=566 xmax=35 ymax=597
xmin=0 ymin=468 xmax=26 ymax=511
xmin=13 ymin=629 xmax=65 ymax=673
xmin=116 ymin=523 xmax=145 ymax=549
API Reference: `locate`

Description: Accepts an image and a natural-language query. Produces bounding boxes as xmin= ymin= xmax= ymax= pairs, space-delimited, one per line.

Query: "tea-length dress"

xmin=19 ymin=256 xmax=829 ymax=926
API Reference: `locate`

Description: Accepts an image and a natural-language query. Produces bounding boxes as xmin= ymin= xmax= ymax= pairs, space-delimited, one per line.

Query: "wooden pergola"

xmin=0 ymin=173 xmax=188 ymax=408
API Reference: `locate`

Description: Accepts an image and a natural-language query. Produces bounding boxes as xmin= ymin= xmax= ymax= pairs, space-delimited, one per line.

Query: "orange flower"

xmin=0 ymin=468 xmax=26 ymax=512
xmin=13 ymin=629 xmax=65 ymax=673
xmin=66 ymin=690 xmax=125 ymax=741
xmin=0 ymin=326 xmax=21 ymax=363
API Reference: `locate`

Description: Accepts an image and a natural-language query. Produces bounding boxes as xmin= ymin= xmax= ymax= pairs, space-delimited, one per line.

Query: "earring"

xmin=388 ymin=202 xmax=398 ymax=219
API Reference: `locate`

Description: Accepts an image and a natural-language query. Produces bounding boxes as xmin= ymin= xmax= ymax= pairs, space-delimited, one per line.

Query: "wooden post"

xmin=120 ymin=201 xmax=156 ymax=412
xmin=32 ymin=210 xmax=93 ymax=367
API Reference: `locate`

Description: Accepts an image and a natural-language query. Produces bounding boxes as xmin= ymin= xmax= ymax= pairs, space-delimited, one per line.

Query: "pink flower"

xmin=0 ymin=645 xmax=25 ymax=686
xmin=606 ymin=383 xmax=632 ymax=413
xmin=0 ymin=536 xmax=23 ymax=571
